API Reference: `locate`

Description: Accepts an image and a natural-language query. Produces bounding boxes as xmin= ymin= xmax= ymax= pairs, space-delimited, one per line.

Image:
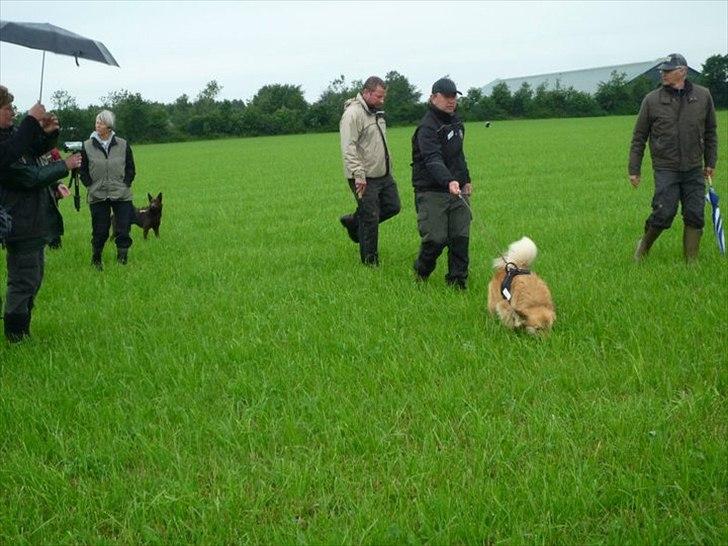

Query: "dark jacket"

xmin=0 ymin=116 xmax=42 ymax=169
xmin=0 ymin=125 xmax=68 ymax=249
xmin=412 ymin=103 xmax=471 ymax=192
xmin=629 ymin=80 xmax=718 ymax=175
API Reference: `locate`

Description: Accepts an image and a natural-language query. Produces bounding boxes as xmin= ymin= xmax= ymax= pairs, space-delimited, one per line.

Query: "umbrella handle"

xmin=39 ymin=50 xmax=46 ymax=103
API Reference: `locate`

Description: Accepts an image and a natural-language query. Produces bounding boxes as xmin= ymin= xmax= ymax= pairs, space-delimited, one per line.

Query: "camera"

xmin=63 ymin=141 xmax=83 ymax=153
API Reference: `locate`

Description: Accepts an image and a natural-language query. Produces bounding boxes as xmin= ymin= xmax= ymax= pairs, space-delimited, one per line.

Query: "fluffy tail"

xmin=493 ymin=236 xmax=538 ymax=269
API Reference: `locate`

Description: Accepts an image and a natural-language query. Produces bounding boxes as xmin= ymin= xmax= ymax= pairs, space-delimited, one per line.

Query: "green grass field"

xmin=2 ymin=113 xmax=727 ymax=544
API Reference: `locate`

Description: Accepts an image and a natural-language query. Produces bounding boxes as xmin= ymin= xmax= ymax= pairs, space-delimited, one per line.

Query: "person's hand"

xmin=28 ymin=102 xmax=46 ymax=121
xmin=40 ymin=112 xmax=60 ymax=133
xmin=355 ymin=177 xmax=367 ymax=198
xmin=462 ymin=183 xmax=473 ymax=196
xmin=64 ymin=153 xmax=82 ymax=171
xmin=629 ymin=174 xmax=640 ymax=188
xmin=448 ymin=180 xmax=461 ymax=195
xmin=56 ymin=184 xmax=70 ymax=199
xmin=704 ymin=167 xmax=715 ymax=180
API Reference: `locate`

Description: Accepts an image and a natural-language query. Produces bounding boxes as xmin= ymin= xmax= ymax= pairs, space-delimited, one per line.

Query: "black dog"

xmin=111 ymin=192 xmax=163 ymax=240
xmin=134 ymin=192 xmax=163 ymax=239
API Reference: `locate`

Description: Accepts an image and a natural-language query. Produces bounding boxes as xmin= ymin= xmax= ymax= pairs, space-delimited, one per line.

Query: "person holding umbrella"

xmin=0 ymin=85 xmax=82 ymax=342
xmin=79 ymin=110 xmax=136 ymax=269
xmin=629 ymin=53 xmax=718 ymax=262
xmin=0 ymin=86 xmax=47 ymax=168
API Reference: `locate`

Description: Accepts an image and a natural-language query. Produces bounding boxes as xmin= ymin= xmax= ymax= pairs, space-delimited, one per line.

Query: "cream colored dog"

xmin=487 ymin=237 xmax=556 ymax=335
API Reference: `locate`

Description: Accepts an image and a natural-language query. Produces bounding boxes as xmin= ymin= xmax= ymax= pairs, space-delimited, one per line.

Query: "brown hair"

xmin=362 ymin=76 xmax=386 ymax=92
xmin=0 ymin=85 xmax=14 ymax=108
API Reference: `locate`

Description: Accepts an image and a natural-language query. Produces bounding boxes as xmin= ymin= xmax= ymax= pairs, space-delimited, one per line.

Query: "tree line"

xmin=50 ymin=55 xmax=727 ymax=144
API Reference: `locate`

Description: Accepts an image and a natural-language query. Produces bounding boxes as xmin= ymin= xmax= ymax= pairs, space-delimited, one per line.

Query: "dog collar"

xmin=501 ymin=262 xmax=530 ymax=301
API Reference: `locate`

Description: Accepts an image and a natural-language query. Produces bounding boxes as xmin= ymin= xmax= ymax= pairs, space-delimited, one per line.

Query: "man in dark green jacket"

xmin=629 ymin=53 xmax=718 ymax=262
xmin=0 ymin=88 xmax=81 ymax=342
xmin=411 ymin=78 xmax=473 ymax=288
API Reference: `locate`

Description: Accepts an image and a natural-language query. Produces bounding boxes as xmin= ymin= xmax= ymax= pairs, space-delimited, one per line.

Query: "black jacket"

xmin=411 ymin=103 xmax=471 ymax=192
xmin=0 ymin=116 xmax=42 ymax=169
xmin=0 ymin=125 xmax=67 ymax=248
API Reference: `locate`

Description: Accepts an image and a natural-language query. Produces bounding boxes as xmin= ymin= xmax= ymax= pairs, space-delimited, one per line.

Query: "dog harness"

xmin=501 ymin=262 xmax=530 ymax=302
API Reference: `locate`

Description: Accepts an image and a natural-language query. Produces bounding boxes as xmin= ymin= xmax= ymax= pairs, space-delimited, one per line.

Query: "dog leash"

xmin=457 ymin=193 xmax=510 ymax=267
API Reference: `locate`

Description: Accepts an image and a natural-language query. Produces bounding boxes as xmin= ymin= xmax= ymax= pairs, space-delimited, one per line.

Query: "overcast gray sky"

xmin=1 ymin=0 xmax=726 ymax=110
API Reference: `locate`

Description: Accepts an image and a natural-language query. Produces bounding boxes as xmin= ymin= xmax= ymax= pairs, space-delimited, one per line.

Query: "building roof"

xmin=481 ymin=59 xmax=701 ymax=96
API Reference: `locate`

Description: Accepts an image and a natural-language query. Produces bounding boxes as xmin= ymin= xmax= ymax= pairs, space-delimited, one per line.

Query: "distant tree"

xmin=50 ymin=89 xmax=78 ymax=111
xmin=250 ymin=84 xmax=307 ymax=115
xmin=196 ymin=80 xmax=223 ymax=104
xmin=489 ymin=82 xmax=512 ymax=119
xmin=699 ymin=54 xmax=728 ymax=108
xmin=384 ymin=70 xmax=423 ymax=125
xmin=511 ymin=83 xmax=533 ymax=118
xmin=101 ymin=90 xmax=171 ymax=142
xmin=595 ymin=71 xmax=633 ymax=115
xmin=457 ymin=87 xmax=483 ymax=121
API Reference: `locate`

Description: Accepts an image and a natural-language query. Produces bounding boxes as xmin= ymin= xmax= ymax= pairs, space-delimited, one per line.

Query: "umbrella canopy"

xmin=705 ymin=179 xmax=725 ymax=255
xmin=0 ymin=20 xmax=119 ymax=101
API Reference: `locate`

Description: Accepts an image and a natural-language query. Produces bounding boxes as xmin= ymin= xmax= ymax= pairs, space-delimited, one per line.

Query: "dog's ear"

xmin=157 ymin=192 xmax=162 ymax=202
xmin=147 ymin=193 xmax=153 ymax=202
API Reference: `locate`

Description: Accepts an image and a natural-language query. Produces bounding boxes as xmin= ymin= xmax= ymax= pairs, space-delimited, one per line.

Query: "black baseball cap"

xmin=432 ymin=77 xmax=462 ymax=96
xmin=658 ymin=53 xmax=687 ymax=71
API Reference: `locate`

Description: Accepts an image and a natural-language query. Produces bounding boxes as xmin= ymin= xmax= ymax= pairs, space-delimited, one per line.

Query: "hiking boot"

xmin=339 ymin=215 xmax=359 ymax=243
xmin=4 ymin=313 xmax=29 ymax=343
xmin=92 ymin=249 xmax=103 ymax=271
xmin=634 ymin=226 xmax=663 ymax=261
xmin=117 ymin=248 xmax=128 ymax=265
xmin=683 ymin=226 xmax=702 ymax=263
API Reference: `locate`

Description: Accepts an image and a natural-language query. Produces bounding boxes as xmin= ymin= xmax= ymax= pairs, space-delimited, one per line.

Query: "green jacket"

xmin=629 ymin=81 xmax=718 ymax=175
xmin=339 ymin=93 xmax=391 ymax=180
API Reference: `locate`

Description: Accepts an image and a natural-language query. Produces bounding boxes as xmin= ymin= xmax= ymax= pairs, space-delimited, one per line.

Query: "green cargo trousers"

xmin=413 ymin=191 xmax=471 ymax=285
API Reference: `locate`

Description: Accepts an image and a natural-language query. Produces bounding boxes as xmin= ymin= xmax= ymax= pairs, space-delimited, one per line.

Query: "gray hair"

xmin=96 ymin=109 xmax=115 ymax=129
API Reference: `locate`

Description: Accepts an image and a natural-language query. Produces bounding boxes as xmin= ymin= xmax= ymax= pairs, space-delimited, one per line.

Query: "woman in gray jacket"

xmin=80 ymin=110 xmax=136 ymax=270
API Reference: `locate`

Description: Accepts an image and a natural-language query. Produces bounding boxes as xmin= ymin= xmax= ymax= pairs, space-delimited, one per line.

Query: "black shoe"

xmin=117 ymin=248 xmax=128 ymax=265
xmin=447 ymin=278 xmax=467 ymax=290
xmin=4 ymin=313 xmax=29 ymax=343
xmin=339 ymin=215 xmax=359 ymax=243
xmin=92 ymin=253 xmax=103 ymax=271
xmin=362 ymin=254 xmax=379 ymax=267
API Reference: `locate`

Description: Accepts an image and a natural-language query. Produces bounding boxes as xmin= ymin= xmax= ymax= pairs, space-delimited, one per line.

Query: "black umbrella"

xmin=0 ymin=20 xmax=119 ymax=102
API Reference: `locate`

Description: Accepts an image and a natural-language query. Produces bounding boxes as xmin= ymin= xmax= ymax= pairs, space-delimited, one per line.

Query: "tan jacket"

xmin=339 ymin=93 xmax=390 ymax=179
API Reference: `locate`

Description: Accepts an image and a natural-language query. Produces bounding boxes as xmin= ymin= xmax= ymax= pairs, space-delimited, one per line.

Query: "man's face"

xmin=661 ymin=67 xmax=686 ymax=88
xmin=431 ymin=92 xmax=458 ymax=114
xmin=362 ymin=86 xmax=386 ymax=110
xmin=0 ymin=103 xmax=15 ymax=129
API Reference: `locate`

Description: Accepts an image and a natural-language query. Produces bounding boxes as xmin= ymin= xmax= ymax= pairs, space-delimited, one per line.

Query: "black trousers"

xmin=4 ymin=246 xmax=44 ymax=316
xmin=646 ymin=168 xmax=705 ymax=230
xmin=347 ymin=174 xmax=401 ymax=263
xmin=90 ymin=199 xmax=134 ymax=251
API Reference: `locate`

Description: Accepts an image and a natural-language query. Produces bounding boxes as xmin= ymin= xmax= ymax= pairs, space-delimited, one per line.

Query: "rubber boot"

xmin=117 ymin=247 xmax=129 ymax=265
xmin=683 ymin=226 xmax=702 ymax=263
xmin=4 ymin=313 xmax=29 ymax=343
xmin=634 ymin=226 xmax=663 ymax=261
xmin=92 ymin=247 xmax=103 ymax=271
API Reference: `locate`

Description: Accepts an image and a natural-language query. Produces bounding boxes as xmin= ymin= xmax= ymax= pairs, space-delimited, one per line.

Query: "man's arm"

xmin=0 ymin=116 xmax=42 ymax=169
xmin=628 ymin=97 xmax=651 ymax=178
xmin=704 ymin=93 xmax=718 ymax=176
xmin=340 ymin=110 xmax=365 ymax=180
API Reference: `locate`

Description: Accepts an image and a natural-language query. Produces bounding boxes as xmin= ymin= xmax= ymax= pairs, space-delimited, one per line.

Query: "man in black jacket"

xmin=0 ymin=86 xmax=82 ymax=342
xmin=411 ymin=78 xmax=473 ymax=289
xmin=629 ymin=53 xmax=718 ymax=262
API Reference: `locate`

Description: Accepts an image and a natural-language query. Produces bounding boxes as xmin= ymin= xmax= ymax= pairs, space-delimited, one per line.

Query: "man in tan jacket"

xmin=339 ymin=76 xmax=401 ymax=266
